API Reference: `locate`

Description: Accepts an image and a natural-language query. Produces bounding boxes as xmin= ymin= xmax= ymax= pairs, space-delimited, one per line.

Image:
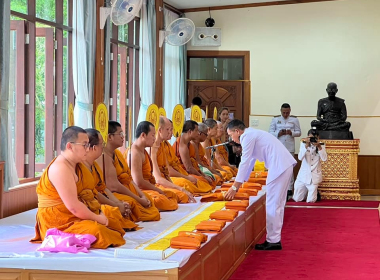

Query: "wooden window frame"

xmin=10 ymin=0 xmax=74 ymax=181
xmin=109 ymin=18 xmax=140 ymax=151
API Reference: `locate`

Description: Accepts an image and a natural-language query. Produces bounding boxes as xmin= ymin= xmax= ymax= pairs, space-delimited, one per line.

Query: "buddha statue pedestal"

xmin=319 ymin=139 xmax=360 ymax=200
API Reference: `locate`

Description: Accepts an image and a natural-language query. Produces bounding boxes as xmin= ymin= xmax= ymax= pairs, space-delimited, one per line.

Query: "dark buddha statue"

xmin=311 ymin=83 xmax=353 ymax=139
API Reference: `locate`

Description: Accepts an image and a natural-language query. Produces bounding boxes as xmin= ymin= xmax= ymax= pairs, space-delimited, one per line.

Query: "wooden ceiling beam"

xmin=182 ymin=0 xmax=342 ymax=13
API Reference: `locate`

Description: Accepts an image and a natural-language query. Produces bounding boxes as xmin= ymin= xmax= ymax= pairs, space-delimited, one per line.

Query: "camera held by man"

xmin=293 ymin=129 xmax=328 ymax=203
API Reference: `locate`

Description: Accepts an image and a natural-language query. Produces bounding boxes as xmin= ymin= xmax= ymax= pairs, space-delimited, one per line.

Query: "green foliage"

xmin=10 ymin=0 xmax=27 ymax=14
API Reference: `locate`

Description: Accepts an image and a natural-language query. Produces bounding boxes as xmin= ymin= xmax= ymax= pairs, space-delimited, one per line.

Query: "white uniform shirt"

xmin=235 ymin=128 xmax=297 ymax=185
xmin=269 ymin=116 xmax=301 ymax=153
xmin=296 ymin=142 xmax=328 ymax=185
xmin=184 ymin=107 xmax=206 ymax=121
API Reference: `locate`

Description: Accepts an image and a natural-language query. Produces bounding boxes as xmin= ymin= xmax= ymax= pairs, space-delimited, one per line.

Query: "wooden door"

xmin=187 ymin=81 xmax=243 ymax=121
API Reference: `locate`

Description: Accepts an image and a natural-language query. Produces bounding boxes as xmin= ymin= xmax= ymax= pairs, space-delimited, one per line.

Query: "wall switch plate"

xmin=250 ymin=119 xmax=259 ymax=127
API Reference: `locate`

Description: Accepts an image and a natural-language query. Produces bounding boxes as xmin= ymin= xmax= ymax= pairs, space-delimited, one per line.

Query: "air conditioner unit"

xmin=191 ymin=27 xmax=221 ymax=47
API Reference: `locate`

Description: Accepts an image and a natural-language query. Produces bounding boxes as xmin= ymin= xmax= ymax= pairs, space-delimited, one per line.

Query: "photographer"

xmin=293 ymin=129 xmax=327 ymax=203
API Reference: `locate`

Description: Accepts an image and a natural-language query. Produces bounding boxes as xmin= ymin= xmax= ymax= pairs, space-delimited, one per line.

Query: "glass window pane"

xmin=36 ymin=0 xmax=56 ymax=22
xmin=63 ymin=0 xmax=68 ymax=26
xmin=11 ymin=0 xmax=28 ymax=14
xmin=118 ymin=24 xmax=128 ymax=42
xmin=189 ymin=57 xmax=243 ymax=80
xmin=63 ymin=30 xmax=69 ymax=130
xmin=35 ymin=36 xmax=46 ymax=163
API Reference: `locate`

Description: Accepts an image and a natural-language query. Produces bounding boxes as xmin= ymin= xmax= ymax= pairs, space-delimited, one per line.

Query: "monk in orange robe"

xmin=212 ymin=121 xmax=238 ymax=177
xmin=85 ymin=128 xmax=137 ymax=220
xmin=198 ymin=120 xmax=232 ymax=182
xmin=96 ymin=121 xmax=160 ymax=222
xmin=149 ymin=117 xmax=197 ymax=200
xmin=191 ymin=124 xmax=224 ymax=186
xmin=173 ymin=120 xmax=215 ymax=188
xmin=162 ymin=121 xmax=212 ymax=194
xmin=129 ymin=121 xmax=180 ymax=211
xmin=31 ymin=126 xmax=126 ymax=249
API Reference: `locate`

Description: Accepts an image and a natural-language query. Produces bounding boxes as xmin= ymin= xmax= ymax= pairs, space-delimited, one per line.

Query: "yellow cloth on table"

xmin=140 ymin=202 xmax=226 ymax=250
xmin=254 ymin=160 xmax=266 ymax=172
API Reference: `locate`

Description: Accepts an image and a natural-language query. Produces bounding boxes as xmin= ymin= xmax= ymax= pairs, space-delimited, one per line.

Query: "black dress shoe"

xmin=286 ymin=190 xmax=293 ymax=201
xmin=317 ymin=191 xmax=321 ymax=202
xmin=255 ymin=241 xmax=282 ymax=250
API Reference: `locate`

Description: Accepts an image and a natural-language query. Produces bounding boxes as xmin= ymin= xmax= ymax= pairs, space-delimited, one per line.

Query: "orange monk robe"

xmin=163 ymin=141 xmax=212 ymax=194
xmin=214 ymin=138 xmax=238 ymax=176
xmin=197 ymin=143 xmax=229 ymax=184
xmin=211 ymin=138 xmax=237 ymax=178
xmin=113 ymin=149 xmax=161 ymax=221
xmin=92 ymin=161 xmax=138 ymax=224
xmin=31 ymin=160 xmax=127 ymax=249
xmin=157 ymin=142 xmax=200 ymax=194
xmin=142 ymin=150 xmax=188 ymax=206
xmin=173 ymin=137 xmax=217 ymax=189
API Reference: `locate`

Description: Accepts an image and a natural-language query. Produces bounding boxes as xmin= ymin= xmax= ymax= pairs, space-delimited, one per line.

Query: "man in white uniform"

xmin=184 ymin=97 xmax=206 ymax=121
xmin=293 ymin=129 xmax=327 ymax=203
xmin=269 ymin=103 xmax=301 ymax=196
xmin=225 ymin=120 xmax=296 ymax=250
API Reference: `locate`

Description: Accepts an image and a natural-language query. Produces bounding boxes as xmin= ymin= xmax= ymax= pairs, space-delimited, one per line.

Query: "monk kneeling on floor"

xmin=31 ymin=126 xmax=126 ymax=249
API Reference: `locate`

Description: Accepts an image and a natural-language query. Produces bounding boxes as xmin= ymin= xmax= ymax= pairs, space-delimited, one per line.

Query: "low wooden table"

xmin=319 ymin=139 xmax=360 ymax=200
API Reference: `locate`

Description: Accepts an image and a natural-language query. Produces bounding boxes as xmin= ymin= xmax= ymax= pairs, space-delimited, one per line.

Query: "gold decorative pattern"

xmin=319 ymin=139 xmax=360 ymax=200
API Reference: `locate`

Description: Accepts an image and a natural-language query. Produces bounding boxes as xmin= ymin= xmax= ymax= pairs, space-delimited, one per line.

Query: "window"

xmin=109 ymin=18 xmax=140 ymax=152
xmin=10 ymin=0 xmax=74 ymax=179
xmin=189 ymin=57 xmax=244 ymax=80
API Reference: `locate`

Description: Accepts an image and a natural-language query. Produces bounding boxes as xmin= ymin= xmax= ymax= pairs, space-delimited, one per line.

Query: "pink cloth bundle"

xmin=37 ymin=228 xmax=97 ymax=253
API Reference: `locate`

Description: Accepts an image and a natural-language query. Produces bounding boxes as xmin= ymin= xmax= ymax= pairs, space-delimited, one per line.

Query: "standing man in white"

xmin=293 ymin=129 xmax=327 ymax=203
xmin=225 ymin=120 xmax=296 ymax=250
xmin=184 ymin=97 xmax=206 ymax=121
xmin=269 ymin=103 xmax=301 ymax=197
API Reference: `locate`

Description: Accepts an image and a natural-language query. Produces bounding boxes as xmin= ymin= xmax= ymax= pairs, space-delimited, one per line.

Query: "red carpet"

xmin=229 ymin=207 xmax=380 ymax=280
xmin=286 ymin=200 xmax=379 ymax=208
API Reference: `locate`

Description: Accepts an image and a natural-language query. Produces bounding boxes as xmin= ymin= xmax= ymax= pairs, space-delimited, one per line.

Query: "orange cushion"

xmin=209 ymin=209 xmax=239 ymax=221
xmin=170 ymin=236 xmax=201 ymax=250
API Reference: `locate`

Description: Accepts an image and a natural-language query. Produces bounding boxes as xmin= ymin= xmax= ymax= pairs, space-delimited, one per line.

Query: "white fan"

xmin=159 ymin=18 xmax=195 ymax=47
xmin=100 ymin=0 xmax=142 ymax=29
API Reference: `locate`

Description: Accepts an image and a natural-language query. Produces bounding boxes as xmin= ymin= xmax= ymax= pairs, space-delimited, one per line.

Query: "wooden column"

xmin=154 ymin=0 xmax=164 ymax=107
xmin=93 ymin=0 xmax=105 ymax=115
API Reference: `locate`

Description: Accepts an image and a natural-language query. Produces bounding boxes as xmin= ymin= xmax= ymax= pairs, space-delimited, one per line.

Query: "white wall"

xmin=186 ymin=0 xmax=380 ymax=154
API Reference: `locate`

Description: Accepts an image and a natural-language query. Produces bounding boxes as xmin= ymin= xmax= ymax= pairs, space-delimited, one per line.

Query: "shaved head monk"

xmin=84 ymin=128 xmax=136 ymax=226
xmin=31 ymin=126 xmax=126 ymax=249
xmin=97 ymin=121 xmax=160 ymax=222
xmin=214 ymin=121 xmax=238 ymax=176
xmin=173 ymin=120 xmax=215 ymax=187
xmin=129 ymin=121 xmax=181 ymax=211
xmin=162 ymin=120 xmax=212 ymax=194
xmin=150 ymin=117 xmax=197 ymax=200
xmin=193 ymin=122 xmax=225 ymax=186
xmin=201 ymin=119 xmax=233 ymax=181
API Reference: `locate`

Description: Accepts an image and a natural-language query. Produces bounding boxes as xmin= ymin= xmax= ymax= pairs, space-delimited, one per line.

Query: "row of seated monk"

xmin=31 ymin=117 xmax=250 ymax=249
